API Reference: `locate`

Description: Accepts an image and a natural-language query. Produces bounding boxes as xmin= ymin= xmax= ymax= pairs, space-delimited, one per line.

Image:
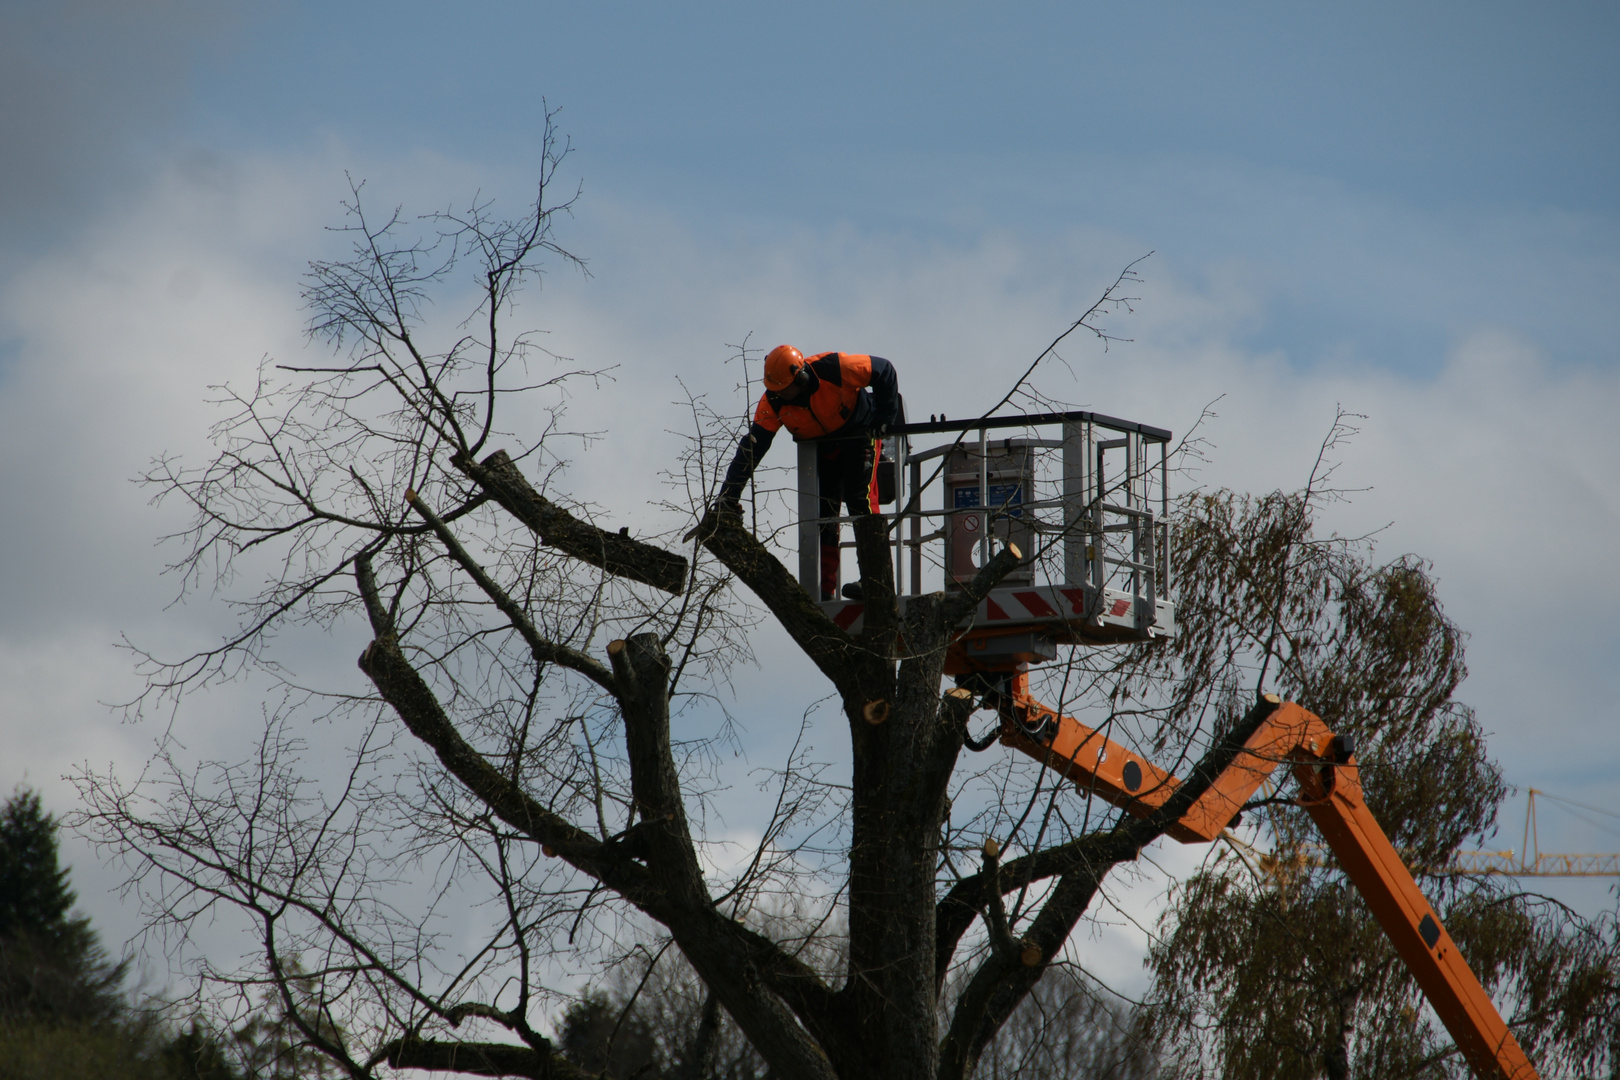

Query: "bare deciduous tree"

xmin=72 ymin=122 xmax=1581 ymax=1080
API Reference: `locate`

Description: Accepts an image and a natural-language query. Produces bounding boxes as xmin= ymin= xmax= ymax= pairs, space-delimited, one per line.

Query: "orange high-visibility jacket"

xmin=721 ymin=353 xmax=898 ymax=501
xmin=752 ymin=352 xmax=892 ymax=438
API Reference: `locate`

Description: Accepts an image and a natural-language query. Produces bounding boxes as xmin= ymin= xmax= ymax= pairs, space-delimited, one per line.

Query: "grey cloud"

xmin=0 ymin=0 xmax=238 ymax=247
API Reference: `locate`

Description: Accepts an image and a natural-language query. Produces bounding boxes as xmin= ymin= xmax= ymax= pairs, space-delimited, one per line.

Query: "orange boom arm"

xmin=997 ymin=679 xmax=1537 ymax=1080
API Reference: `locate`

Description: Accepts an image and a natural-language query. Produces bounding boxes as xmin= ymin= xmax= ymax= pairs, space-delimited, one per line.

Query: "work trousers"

xmin=817 ymin=435 xmax=875 ymax=598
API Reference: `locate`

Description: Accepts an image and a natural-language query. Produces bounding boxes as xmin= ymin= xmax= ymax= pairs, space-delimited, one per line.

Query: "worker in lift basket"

xmin=717 ymin=345 xmax=900 ymax=601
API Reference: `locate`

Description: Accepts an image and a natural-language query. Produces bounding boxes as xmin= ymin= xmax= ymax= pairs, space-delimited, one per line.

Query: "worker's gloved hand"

xmin=683 ymin=495 xmax=742 ymax=542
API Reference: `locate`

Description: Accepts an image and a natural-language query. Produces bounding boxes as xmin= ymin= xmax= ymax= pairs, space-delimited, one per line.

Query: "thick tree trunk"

xmin=844 ymin=684 xmax=950 ymax=1080
xmin=839 ymin=519 xmax=964 ymax=1080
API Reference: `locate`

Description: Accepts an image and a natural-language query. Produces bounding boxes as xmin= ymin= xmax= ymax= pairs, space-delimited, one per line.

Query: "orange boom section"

xmin=998 ymin=685 xmax=1538 ymax=1080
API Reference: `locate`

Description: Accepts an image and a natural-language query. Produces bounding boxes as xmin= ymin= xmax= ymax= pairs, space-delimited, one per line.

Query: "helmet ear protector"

xmin=783 ymin=364 xmax=814 ymax=398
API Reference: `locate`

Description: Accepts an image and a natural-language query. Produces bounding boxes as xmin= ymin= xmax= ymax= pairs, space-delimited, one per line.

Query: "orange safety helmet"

xmin=762 ymin=344 xmax=806 ymax=391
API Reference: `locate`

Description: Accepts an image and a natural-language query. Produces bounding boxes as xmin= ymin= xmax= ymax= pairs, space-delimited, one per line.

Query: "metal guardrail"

xmin=794 ymin=410 xmax=1173 ymax=637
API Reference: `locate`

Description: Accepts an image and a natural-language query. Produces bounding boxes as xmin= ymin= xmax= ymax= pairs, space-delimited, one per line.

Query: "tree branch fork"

xmin=336 ymin=448 xmax=1284 ymax=1080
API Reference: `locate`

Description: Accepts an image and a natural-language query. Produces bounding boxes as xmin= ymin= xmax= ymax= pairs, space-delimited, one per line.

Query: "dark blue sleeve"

xmin=720 ymin=422 xmax=777 ymax=501
xmin=867 ymin=355 xmax=899 ymax=427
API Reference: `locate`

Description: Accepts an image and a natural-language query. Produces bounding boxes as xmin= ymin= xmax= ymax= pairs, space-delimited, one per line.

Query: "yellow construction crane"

xmin=1230 ymin=788 xmax=1620 ymax=879
xmin=1451 ymin=789 xmax=1620 ymax=877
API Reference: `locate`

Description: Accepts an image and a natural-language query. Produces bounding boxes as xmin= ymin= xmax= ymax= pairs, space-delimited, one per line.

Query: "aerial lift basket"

xmin=797 ymin=409 xmax=1175 ymax=664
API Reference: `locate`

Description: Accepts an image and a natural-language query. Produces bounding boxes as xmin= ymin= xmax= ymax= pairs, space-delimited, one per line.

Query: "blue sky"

xmin=200 ymin=2 xmax=1618 ymax=212
xmin=12 ymin=1 xmax=1620 ymax=371
xmin=185 ymin=1 xmax=1620 ymax=377
xmin=2 ymin=0 xmax=1618 ymax=991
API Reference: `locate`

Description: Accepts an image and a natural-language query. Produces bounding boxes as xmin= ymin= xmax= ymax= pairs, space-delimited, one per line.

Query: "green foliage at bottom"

xmin=0 ymin=1019 xmax=177 ymax=1080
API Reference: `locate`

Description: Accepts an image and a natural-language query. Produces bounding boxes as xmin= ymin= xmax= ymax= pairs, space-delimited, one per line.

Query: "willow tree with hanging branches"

xmin=1138 ymin=484 xmax=1619 ymax=1080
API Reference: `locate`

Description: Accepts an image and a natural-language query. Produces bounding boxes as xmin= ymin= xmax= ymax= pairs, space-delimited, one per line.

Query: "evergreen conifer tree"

xmin=0 ymin=789 xmax=270 ymax=1079
xmin=0 ymin=788 xmax=125 ymax=1024
xmin=0 ymin=789 xmax=79 ymax=939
